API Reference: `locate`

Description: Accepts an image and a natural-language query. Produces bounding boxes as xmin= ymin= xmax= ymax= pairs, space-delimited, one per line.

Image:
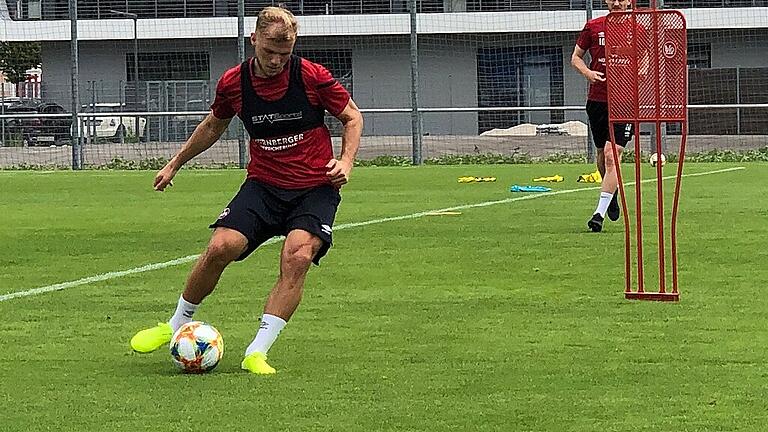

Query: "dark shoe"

xmin=587 ymin=213 xmax=604 ymax=232
xmin=607 ymin=193 xmax=620 ymax=221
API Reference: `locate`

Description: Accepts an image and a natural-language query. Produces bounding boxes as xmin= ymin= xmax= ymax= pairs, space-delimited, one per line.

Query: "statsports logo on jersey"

xmin=252 ymin=112 xmax=303 ymax=124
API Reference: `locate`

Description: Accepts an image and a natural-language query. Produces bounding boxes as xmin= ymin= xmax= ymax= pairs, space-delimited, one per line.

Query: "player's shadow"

xmin=124 ymin=351 xmax=245 ymax=377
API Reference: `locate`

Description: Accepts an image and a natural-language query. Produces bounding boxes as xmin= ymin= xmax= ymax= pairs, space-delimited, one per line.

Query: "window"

xmin=466 ymin=0 xmax=577 ymax=11
xmin=738 ymin=67 xmax=768 ymax=134
xmin=688 ymin=68 xmax=737 ymax=134
xmin=27 ymin=0 xmax=41 ymax=18
xmin=687 ymin=43 xmax=711 ymax=69
xmin=477 ymin=47 xmax=564 ymax=133
xmin=126 ymin=52 xmax=210 ymax=81
xmin=294 ymin=49 xmax=353 ymax=95
xmin=7 ymin=0 xmax=19 ymax=19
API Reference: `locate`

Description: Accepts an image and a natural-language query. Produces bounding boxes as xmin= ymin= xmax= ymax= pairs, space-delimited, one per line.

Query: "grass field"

xmin=1 ymin=163 xmax=767 ymax=431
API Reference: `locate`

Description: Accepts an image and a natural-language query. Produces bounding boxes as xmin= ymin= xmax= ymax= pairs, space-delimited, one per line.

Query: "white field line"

xmin=0 ymin=166 xmax=745 ymax=302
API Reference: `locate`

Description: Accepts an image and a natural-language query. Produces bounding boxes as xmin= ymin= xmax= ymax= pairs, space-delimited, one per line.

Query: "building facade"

xmin=3 ymin=0 xmax=768 ymax=139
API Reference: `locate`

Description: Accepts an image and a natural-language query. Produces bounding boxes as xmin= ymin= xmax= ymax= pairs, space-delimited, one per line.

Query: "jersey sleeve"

xmin=576 ymin=23 xmax=592 ymax=51
xmin=302 ymin=60 xmax=351 ymax=117
xmin=210 ymin=66 xmax=240 ymax=120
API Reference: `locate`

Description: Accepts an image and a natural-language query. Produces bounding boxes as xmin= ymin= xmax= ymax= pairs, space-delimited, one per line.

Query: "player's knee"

xmin=205 ymin=237 xmax=243 ymax=264
xmin=281 ymin=243 xmax=315 ymax=272
xmin=604 ymin=148 xmax=619 ymax=169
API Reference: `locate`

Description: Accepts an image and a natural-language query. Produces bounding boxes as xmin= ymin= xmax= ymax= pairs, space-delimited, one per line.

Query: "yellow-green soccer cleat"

xmin=130 ymin=322 xmax=173 ymax=353
xmin=241 ymin=352 xmax=276 ymax=375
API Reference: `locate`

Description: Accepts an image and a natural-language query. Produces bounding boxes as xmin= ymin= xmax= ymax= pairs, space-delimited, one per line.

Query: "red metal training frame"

xmin=605 ymin=8 xmax=687 ymax=301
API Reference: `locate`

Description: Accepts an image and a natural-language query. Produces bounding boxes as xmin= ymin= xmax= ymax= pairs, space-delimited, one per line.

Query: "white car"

xmin=81 ymin=103 xmax=147 ymax=142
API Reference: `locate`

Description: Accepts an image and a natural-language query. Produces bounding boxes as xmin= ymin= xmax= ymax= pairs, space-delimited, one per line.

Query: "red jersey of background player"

xmin=577 ymin=16 xmax=610 ymax=102
xmin=211 ymin=57 xmax=351 ymax=189
xmin=577 ymin=14 xmax=642 ymax=103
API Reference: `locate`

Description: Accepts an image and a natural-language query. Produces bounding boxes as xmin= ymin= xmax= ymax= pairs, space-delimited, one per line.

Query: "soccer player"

xmin=130 ymin=6 xmax=363 ymax=374
xmin=571 ymin=0 xmax=635 ymax=232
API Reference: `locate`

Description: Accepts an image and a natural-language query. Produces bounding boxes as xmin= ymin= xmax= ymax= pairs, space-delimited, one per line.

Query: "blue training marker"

xmin=510 ymin=185 xmax=552 ymax=193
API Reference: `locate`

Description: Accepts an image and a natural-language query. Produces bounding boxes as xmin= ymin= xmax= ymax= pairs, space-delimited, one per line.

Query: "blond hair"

xmin=255 ymin=7 xmax=298 ymax=42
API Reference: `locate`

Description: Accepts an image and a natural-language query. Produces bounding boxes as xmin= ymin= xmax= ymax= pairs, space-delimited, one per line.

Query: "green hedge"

xmin=2 ymin=147 xmax=767 ymax=170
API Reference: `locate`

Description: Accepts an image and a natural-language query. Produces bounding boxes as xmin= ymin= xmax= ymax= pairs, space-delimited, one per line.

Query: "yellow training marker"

xmin=533 ymin=175 xmax=564 ymax=183
xmin=458 ymin=176 xmax=497 ymax=183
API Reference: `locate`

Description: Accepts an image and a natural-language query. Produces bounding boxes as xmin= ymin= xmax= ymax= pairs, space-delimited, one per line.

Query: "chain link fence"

xmin=1 ymin=0 xmax=767 ymax=168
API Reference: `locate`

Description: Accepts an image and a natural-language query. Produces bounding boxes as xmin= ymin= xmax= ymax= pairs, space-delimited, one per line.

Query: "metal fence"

xmin=1 ymin=0 xmax=767 ymax=168
xmin=7 ymin=0 xmax=768 ymax=19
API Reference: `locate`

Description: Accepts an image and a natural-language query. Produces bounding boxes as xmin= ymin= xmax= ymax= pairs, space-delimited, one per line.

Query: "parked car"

xmin=81 ymin=103 xmax=147 ymax=142
xmin=4 ymin=101 xmax=72 ymax=146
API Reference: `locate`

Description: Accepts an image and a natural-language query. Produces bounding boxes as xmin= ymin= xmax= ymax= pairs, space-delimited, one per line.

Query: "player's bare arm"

xmin=326 ymin=98 xmax=363 ymax=187
xmin=154 ymin=113 xmax=232 ymax=191
xmin=571 ymin=45 xmax=606 ymax=83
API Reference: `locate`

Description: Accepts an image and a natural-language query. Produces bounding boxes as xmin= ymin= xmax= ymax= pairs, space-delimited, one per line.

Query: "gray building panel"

xmin=40 ymin=41 xmax=73 ymax=103
xmin=418 ymin=45 xmax=478 ymax=135
xmin=34 ymin=29 xmax=768 ymax=136
xmin=712 ymin=39 xmax=768 ymax=68
xmin=354 ymin=46 xmax=413 ymax=135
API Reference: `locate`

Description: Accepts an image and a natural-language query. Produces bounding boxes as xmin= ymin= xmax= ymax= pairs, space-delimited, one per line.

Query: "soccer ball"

xmin=170 ymin=321 xmax=224 ymax=373
xmin=649 ymin=152 xmax=666 ymax=167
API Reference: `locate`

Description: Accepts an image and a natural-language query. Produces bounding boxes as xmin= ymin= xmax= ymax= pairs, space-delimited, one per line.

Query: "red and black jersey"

xmin=577 ymin=15 xmax=609 ymax=103
xmin=577 ymin=14 xmax=642 ymax=103
xmin=210 ymin=56 xmax=351 ymax=189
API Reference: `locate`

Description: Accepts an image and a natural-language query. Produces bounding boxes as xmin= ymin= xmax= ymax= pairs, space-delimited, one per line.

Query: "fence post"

xmin=659 ymin=0 xmax=667 ymax=153
xmin=585 ymin=0 xmax=594 ymax=164
xmin=237 ymin=0 xmax=247 ymax=169
xmin=409 ymin=0 xmax=423 ymax=165
xmin=132 ymin=16 xmax=139 ymax=142
xmin=1 ymin=83 xmax=5 ymax=146
xmin=70 ymin=0 xmax=82 ymax=169
xmin=736 ymin=66 xmax=741 ymax=135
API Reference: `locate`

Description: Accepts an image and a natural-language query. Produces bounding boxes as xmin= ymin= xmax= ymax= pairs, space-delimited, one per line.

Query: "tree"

xmin=0 ymin=42 xmax=41 ymax=84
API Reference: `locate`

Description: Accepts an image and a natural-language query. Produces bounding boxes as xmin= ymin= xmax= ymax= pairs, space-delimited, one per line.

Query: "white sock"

xmin=168 ymin=295 xmax=199 ymax=332
xmin=245 ymin=314 xmax=287 ymax=356
xmin=594 ymin=192 xmax=614 ymax=217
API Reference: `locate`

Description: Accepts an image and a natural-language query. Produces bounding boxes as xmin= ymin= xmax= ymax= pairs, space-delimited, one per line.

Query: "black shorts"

xmin=209 ymin=179 xmax=341 ymax=264
xmin=586 ymin=100 xmax=635 ymax=149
